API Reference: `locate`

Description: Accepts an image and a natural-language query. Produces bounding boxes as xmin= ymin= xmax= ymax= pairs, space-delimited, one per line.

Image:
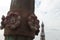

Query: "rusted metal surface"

xmin=0 ymin=0 xmax=40 ymax=40
xmin=10 ymin=0 xmax=34 ymax=13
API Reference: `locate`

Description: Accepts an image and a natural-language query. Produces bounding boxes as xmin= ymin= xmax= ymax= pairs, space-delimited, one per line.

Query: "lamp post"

xmin=10 ymin=0 xmax=35 ymax=13
xmin=0 ymin=0 xmax=40 ymax=40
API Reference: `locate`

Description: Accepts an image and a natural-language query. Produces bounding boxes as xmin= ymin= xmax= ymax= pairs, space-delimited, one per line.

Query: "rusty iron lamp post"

xmin=0 ymin=0 xmax=40 ymax=40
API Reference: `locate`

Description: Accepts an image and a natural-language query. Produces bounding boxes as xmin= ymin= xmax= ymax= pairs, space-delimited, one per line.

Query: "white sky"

xmin=35 ymin=0 xmax=60 ymax=40
xmin=0 ymin=0 xmax=60 ymax=40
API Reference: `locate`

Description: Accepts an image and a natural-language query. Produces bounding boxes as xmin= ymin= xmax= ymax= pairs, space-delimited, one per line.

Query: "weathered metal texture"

xmin=10 ymin=0 xmax=34 ymax=13
xmin=40 ymin=22 xmax=45 ymax=40
xmin=0 ymin=0 xmax=40 ymax=40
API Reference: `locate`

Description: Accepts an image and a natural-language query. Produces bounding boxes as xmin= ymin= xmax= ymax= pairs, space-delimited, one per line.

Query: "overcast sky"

xmin=0 ymin=0 xmax=60 ymax=40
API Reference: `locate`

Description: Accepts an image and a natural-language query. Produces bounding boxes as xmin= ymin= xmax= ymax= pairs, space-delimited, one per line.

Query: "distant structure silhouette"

xmin=40 ymin=22 xmax=45 ymax=40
